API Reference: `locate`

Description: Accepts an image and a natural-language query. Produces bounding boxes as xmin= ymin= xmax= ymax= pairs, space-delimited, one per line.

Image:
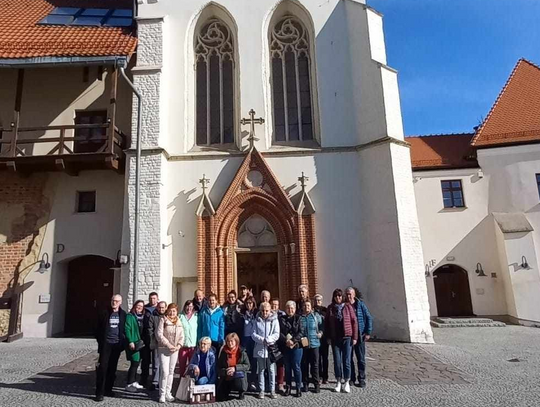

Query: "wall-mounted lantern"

xmin=36 ymin=253 xmax=51 ymax=274
xmin=475 ymin=262 xmax=487 ymax=277
xmin=521 ymin=256 xmax=529 ymax=269
xmin=114 ymin=250 xmax=130 ymax=268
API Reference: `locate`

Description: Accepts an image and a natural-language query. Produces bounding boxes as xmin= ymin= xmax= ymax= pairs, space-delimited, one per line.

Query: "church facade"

xmin=123 ymin=0 xmax=433 ymax=343
xmin=0 ymin=0 xmax=435 ymax=343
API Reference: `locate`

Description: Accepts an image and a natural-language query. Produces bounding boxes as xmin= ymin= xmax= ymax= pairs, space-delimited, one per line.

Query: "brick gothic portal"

xmin=196 ymin=148 xmax=317 ymax=303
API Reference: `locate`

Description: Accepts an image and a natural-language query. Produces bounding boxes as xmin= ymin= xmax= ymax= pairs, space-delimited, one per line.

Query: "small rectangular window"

xmin=536 ymin=174 xmax=540 ymax=199
xmin=77 ymin=191 xmax=96 ymax=213
xmin=441 ymin=180 xmax=465 ymax=208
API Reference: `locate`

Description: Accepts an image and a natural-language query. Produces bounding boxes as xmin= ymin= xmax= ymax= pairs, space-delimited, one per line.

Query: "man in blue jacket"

xmin=345 ymin=287 xmax=373 ymax=388
xmin=198 ymin=293 xmax=225 ymax=350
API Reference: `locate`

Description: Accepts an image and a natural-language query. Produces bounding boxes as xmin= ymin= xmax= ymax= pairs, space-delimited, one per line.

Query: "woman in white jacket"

xmin=157 ymin=303 xmax=184 ymax=403
xmin=252 ymin=301 xmax=280 ymax=399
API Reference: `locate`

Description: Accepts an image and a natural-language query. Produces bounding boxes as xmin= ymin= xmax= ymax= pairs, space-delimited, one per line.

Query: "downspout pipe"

xmin=119 ymin=64 xmax=142 ymax=305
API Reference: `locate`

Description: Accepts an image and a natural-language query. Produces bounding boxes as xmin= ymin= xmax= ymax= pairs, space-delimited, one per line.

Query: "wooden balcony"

xmin=0 ymin=122 xmax=128 ymax=174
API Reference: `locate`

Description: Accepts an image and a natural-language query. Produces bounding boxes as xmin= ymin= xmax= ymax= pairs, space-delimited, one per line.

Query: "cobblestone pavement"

xmin=0 ymin=326 xmax=540 ymax=406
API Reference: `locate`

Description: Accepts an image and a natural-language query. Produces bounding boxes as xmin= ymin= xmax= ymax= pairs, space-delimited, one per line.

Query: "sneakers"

xmin=360 ymin=380 xmax=367 ymax=388
xmin=269 ymin=392 xmax=277 ymax=399
xmin=166 ymin=394 xmax=175 ymax=402
xmin=334 ymin=381 xmax=342 ymax=393
xmin=158 ymin=395 xmax=166 ymax=403
xmin=343 ymin=380 xmax=351 ymax=393
xmin=258 ymin=392 xmax=265 ymax=399
xmin=125 ymin=384 xmax=138 ymax=392
xmin=132 ymin=382 xmax=144 ymax=390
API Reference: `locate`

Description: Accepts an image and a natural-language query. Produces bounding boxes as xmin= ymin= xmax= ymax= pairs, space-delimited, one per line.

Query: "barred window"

xmin=270 ymin=17 xmax=314 ymax=142
xmin=195 ymin=19 xmax=235 ymax=146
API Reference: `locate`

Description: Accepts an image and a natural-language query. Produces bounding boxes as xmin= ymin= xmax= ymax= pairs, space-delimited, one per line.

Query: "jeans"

xmin=127 ymin=360 xmax=140 ymax=385
xmin=95 ymin=342 xmax=123 ymax=397
xmin=158 ymin=348 xmax=179 ymax=398
xmin=196 ymin=376 xmax=210 ymax=385
xmin=332 ymin=337 xmax=352 ymax=380
xmin=242 ymin=336 xmax=256 ymax=385
xmin=302 ymin=347 xmax=320 ymax=386
xmin=351 ymin=337 xmax=366 ymax=382
xmin=152 ymin=349 xmax=160 ymax=386
xmin=257 ymin=359 xmax=276 ymax=393
xmin=319 ymin=336 xmax=329 ymax=381
xmin=283 ymin=347 xmax=303 ymax=388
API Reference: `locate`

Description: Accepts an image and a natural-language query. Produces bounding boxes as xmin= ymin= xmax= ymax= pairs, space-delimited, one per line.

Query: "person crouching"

xmin=217 ymin=333 xmax=250 ymax=401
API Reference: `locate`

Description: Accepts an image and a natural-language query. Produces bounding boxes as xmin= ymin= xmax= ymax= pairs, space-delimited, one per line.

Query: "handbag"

xmin=134 ymin=339 xmax=145 ymax=352
xmin=300 ymin=337 xmax=309 ymax=348
xmin=176 ymin=376 xmax=195 ymax=402
xmin=233 ymin=371 xmax=245 ymax=379
xmin=267 ymin=344 xmax=282 ymax=364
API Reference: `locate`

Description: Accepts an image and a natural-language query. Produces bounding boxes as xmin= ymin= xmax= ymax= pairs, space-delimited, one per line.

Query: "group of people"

xmin=94 ymin=284 xmax=373 ymax=403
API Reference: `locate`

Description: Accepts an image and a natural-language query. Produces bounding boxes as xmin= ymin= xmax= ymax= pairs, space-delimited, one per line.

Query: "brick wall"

xmin=0 ymin=172 xmax=50 ymax=297
xmin=0 ymin=172 xmax=51 ymax=336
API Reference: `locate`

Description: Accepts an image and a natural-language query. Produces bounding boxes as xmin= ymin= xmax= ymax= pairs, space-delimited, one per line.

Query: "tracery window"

xmin=238 ymin=215 xmax=277 ymax=248
xmin=195 ymin=19 xmax=235 ymax=146
xmin=270 ymin=17 xmax=314 ymax=142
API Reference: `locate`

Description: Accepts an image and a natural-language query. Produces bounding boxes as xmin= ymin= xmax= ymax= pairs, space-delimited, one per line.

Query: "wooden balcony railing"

xmin=0 ymin=122 xmax=128 ymax=173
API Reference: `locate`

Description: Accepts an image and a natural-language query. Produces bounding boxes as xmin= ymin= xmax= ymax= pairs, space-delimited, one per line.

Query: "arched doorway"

xmin=64 ymin=255 xmax=115 ymax=335
xmin=236 ymin=215 xmax=280 ymax=300
xmin=433 ymin=264 xmax=473 ymax=317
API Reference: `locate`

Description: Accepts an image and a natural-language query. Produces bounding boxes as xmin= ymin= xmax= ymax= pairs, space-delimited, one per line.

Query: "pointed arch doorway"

xmin=196 ymin=148 xmax=318 ymax=303
xmin=235 ymin=215 xmax=280 ymax=300
xmin=433 ymin=264 xmax=474 ymax=317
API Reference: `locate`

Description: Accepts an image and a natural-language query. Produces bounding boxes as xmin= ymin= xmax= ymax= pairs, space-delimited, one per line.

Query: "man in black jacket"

xmin=193 ymin=289 xmax=208 ymax=312
xmin=140 ymin=292 xmax=159 ymax=387
xmin=146 ymin=300 xmax=167 ymax=391
xmin=95 ymin=294 xmax=126 ymax=402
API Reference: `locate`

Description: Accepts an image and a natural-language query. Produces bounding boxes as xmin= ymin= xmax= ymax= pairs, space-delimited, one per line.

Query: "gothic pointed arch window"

xmin=270 ymin=16 xmax=314 ymax=143
xmin=195 ymin=19 xmax=235 ymax=146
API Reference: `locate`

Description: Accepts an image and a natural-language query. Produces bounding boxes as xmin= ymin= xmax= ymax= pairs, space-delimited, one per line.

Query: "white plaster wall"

xmin=479 ymin=144 xmax=540 ymax=321
xmin=413 ymin=168 xmax=507 ymax=317
xmin=137 ymin=0 xmax=396 ymax=153
xmin=22 ymin=171 xmax=125 ymax=337
xmin=0 ymin=67 xmax=132 ymax=156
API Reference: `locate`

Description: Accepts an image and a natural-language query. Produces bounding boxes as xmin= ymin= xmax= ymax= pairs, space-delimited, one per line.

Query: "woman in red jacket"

xmin=325 ymin=288 xmax=358 ymax=394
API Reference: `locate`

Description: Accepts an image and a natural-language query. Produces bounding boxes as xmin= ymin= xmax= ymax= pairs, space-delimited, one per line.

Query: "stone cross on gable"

xmin=298 ymin=172 xmax=309 ymax=191
xmin=199 ymin=174 xmax=210 ymax=192
xmin=240 ymin=109 xmax=265 ymax=150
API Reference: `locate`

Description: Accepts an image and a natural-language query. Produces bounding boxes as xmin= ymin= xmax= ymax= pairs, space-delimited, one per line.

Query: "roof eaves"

xmin=0 ymin=55 xmax=129 ymax=68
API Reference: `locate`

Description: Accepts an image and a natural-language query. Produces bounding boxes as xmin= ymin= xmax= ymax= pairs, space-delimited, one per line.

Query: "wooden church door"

xmin=236 ymin=252 xmax=279 ymax=301
xmin=433 ymin=265 xmax=473 ymax=317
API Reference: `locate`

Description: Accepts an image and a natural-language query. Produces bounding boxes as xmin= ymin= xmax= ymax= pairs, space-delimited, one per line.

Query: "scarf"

xmin=185 ymin=310 xmax=194 ymax=320
xmin=209 ymin=306 xmax=219 ymax=315
xmin=168 ymin=315 xmax=179 ymax=325
xmin=336 ymin=303 xmax=345 ymax=322
xmin=224 ymin=345 xmax=240 ymax=367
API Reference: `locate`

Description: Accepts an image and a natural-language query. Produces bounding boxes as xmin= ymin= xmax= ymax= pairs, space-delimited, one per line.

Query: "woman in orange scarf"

xmin=216 ymin=333 xmax=250 ymax=401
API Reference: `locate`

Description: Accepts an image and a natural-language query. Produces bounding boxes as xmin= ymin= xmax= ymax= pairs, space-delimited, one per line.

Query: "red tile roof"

xmin=0 ymin=0 xmax=137 ymax=59
xmin=407 ymin=134 xmax=478 ymax=171
xmin=471 ymin=59 xmax=540 ymax=147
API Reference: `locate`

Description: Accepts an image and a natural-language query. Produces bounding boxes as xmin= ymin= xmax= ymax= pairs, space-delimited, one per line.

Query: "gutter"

xmin=118 ymin=60 xmax=142 ymax=305
xmin=0 ymin=55 xmax=128 ymax=68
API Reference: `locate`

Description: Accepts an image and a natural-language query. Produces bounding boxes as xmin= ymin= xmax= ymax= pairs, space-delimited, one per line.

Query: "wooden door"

xmin=433 ymin=265 xmax=473 ymax=317
xmin=237 ymin=252 xmax=279 ymax=301
xmin=64 ymin=256 xmax=114 ymax=335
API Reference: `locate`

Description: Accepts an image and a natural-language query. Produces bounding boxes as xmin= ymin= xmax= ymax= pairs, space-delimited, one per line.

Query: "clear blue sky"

xmin=367 ymin=0 xmax=540 ymax=136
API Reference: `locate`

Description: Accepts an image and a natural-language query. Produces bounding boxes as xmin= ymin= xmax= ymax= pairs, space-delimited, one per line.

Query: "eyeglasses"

xmin=335 ymin=294 xmax=343 ymax=297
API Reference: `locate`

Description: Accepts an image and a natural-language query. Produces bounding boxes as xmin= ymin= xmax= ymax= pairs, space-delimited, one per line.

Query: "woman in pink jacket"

xmin=157 ymin=303 xmax=184 ymax=403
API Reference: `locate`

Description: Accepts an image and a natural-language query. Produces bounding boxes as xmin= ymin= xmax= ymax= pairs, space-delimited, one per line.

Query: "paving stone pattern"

xmin=0 ymin=327 xmax=539 ymax=406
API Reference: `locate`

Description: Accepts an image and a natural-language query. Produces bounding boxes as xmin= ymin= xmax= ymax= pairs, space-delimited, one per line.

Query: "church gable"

xmin=215 ymin=148 xmax=296 ymax=216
